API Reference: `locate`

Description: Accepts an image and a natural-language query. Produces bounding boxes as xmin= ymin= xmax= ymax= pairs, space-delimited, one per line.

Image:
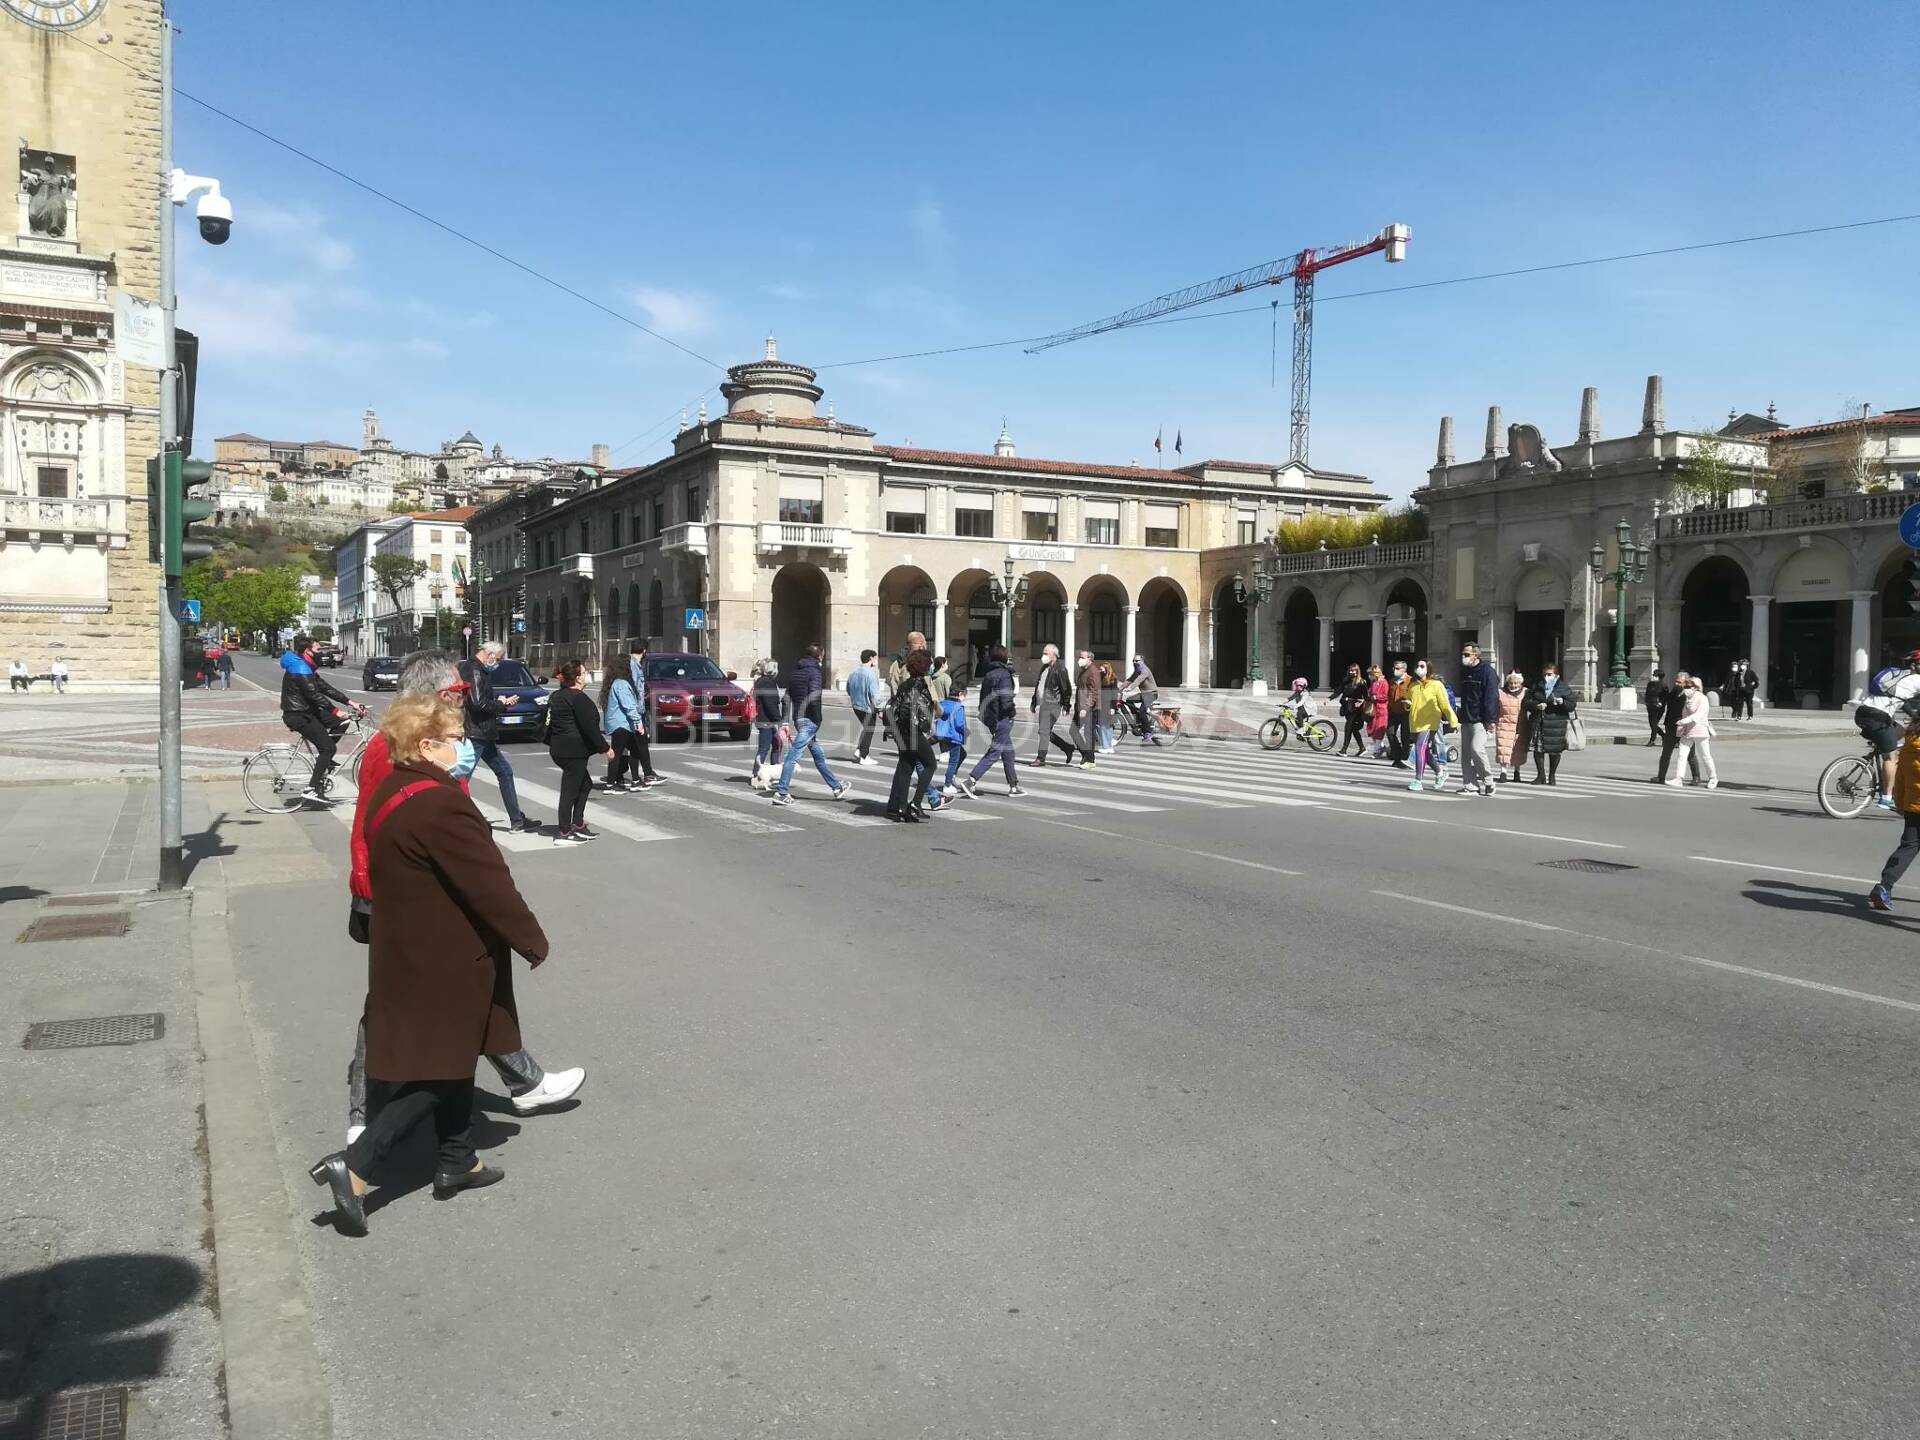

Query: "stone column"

xmin=1183 ymin=608 xmax=1200 ymax=688
xmin=1748 ymin=595 xmax=1772 ymax=712
xmin=1062 ymin=603 xmax=1077 ymax=668
xmin=1641 ymin=375 xmax=1665 ymax=434
xmin=1123 ymin=605 xmax=1138 ymax=662
xmin=932 ymin=598 xmax=947 ymax=664
xmin=1578 ymin=386 xmax=1600 ymax=443
xmin=1483 ymin=405 xmax=1505 ymax=460
xmin=1369 ymin=613 xmax=1386 ymax=671
xmin=1316 ymin=615 xmax=1333 ymax=691
xmin=1849 ymin=590 xmax=1874 ymax=702
xmin=1486 ymin=605 xmax=1512 ymax=676
xmin=1436 ymin=416 xmax=1455 ymax=467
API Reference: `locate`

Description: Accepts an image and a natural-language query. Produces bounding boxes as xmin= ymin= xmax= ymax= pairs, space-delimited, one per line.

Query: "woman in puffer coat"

xmin=1493 ymin=670 xmax=1527 ymax=782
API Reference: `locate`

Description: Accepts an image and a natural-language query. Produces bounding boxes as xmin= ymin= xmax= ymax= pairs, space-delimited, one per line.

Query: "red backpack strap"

xmin=367 ymin=780 xmax=440 ymax=844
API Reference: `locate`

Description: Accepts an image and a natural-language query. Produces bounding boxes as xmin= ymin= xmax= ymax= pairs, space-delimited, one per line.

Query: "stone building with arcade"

xmin=516 ymin=340 xmax=1385 ymax=685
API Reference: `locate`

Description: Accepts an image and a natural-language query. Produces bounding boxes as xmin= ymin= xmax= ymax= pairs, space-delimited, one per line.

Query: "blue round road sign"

xmin=1899 ymin=503 xmax=1920 ymax=549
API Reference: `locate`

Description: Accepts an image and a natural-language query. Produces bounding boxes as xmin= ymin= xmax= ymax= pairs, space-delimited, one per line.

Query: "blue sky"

xmin=173 ymin=0 xmax=1918 ymax=499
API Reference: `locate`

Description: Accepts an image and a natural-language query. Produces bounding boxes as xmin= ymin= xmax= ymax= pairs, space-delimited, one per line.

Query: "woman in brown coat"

xmin=309 ymin=693 xmax=550 ymax=1236
xmin=1493 ymin=670 xmax=1528 ymax=782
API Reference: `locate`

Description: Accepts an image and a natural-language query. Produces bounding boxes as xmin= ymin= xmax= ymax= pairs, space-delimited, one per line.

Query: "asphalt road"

xmin=226 ymin=653 xmax=1920 ymax=1438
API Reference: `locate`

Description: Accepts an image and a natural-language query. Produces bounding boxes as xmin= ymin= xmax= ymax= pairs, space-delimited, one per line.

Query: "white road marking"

xmin=642 ymin=790 xmax=802 ymax=835
xmin=1184 ymin=850 xmax=1304 ymax=877
xmin=1373 ymin=889 xmax=1920 ymax=1016
xmin=1027 ymin=817 xmax=1127 ymax=840
xmin=471 ymin=770 xmax=683 ymax=842
xmin=1482 ymin=827 xmax=1626 ymax=849
xmin=1687 ymin=856 xmax=1870 ymax=884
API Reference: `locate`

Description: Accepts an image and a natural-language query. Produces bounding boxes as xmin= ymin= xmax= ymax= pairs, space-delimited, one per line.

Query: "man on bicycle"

xmin=280 ymin=633 xmax=362 ymax=804
xmin=1857 ymin=652 xmax=1920 ymax=809
xmin=1119 ymin=655 xmax=1158 ymax=744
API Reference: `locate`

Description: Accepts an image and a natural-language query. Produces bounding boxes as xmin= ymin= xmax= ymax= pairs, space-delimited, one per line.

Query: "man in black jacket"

xmin=279 ymin=634 xmax=361 ymax=802
xmin=1030 ymin=643 xmax=1078 ymax=765
xmin=1642 ymin=670 xmax=1666 ymax=745
xmin=962 ymin=646 xmax=1023 ymax=796
xmin=1654 ymin=670 xmax=1700 ymax=784
xmin=457 ymin=641 xmax=540 ymax=832
xmin=1726 ymin=659 xmax=1759 ymax=720
xmin=1455 ymin=644 xmax=1501 ymax=795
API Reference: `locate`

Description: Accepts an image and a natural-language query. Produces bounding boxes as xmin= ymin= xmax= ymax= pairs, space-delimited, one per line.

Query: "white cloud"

xmin=177 ymin=271 xmax=368 ymax=363
xmin=629 ymin=286 xmax=715 ymax=338
xmin=245 ymin=202 xmax=356 ymax=273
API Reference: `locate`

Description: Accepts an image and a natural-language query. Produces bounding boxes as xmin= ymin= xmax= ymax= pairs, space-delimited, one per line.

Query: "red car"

xmin=644 ymin=653 xmax=750 ymax=740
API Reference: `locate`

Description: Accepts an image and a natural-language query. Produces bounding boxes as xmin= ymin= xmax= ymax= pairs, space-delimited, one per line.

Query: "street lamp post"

xmin=1231 ymin=557 xmax=1276 ymax=695
xmin=987 ymin=554 xmax=1029 ymax=654
xmin=1589 ymin=518 xmax=1650 ymax=692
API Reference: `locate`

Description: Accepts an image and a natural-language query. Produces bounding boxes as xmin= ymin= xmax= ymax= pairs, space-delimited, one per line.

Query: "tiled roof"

xmin=215 ymin=431 xmax=268 ymax=443
xmin=304 ymin=439 xmax=358 ymax=450
xmin=723 ymin=410 xmax=876 ymax=436
xmin=877 ymin=445 xmax=1198 ymax=485
xmin=408 ymin=507 xmax=477 ymax=522
xmin=1757 ymin=409 xmax=1920 ymax=441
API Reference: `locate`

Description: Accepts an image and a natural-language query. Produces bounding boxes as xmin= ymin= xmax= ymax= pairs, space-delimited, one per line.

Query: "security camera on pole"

xmin=154 ymin=8 xmax=237 ymax=891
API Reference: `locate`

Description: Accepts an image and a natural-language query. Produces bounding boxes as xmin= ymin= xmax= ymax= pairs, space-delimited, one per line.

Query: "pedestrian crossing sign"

xmin=685 ymin=608 xmax=705 ymax=630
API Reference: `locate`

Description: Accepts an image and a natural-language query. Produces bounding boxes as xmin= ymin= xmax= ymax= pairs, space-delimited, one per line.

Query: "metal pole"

xmin=1247 ymin=594 xmax=1263 ymax=682
xmin=156 ymin=10 xmax=185 ymax=892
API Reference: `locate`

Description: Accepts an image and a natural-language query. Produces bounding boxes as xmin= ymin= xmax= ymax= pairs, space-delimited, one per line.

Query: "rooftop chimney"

xmin=1640 ymin=375 xmax=1665 ymax=434
xmin=1484 ymin=405 xmax=1505 ymax=460
xmin=1578 ymin=387 xmax=1600 ymax=443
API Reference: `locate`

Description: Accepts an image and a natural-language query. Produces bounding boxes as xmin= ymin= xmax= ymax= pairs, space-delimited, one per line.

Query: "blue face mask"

xmin=449 ymin=738 xmax=477 ymax=779
xmin=479 ymin=658 xmax=498 ymax=672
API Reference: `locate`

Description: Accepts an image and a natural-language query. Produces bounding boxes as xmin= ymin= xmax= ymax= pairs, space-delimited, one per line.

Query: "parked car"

xmin=483 ymin=659 xmax=553 ymax=742
xmin=311 ymin=642 xmax=344 ymax=668
xmin=362 ymin=655 xmax=402 ymax=691
xmin=644 ymin=653 xmax=750 ymax=740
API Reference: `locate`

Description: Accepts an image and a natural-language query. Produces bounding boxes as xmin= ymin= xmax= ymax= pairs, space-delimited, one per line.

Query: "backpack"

xmin=890 ymin=677 xmax=931 ymax=739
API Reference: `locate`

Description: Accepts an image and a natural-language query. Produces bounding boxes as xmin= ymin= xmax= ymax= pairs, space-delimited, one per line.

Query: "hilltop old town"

xmin=3 ymin=3 xmax=1919 ymax=1438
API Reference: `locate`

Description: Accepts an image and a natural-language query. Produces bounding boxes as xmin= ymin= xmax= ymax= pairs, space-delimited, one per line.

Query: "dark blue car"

xmin=486 ymin=659 xmax=554 ymax=741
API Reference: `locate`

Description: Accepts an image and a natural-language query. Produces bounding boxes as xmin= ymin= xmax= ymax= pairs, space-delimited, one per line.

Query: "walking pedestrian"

xmin=8 ymin=658 xmax=27 ymax=692
xmin=619 ymin=642 xmax=661 ymax=787
xmin=1643 ymin=669 xmax=1667 ymax=745
xmin=456 ymin=641 xmax=541 ymax=832
xmin=345 ymin=648 xmax=579 ymax=1145
xmin=1867 ymin=711 xmax=1920 ymax=910
xmin=1494 ymin=670 xmax=1527 ymax=782
xmin=928 ymin=653 xmax=953 ymax=705
xmin=600 ymin=652 xmax=645 ymax=792
xmin=961 ymin=645 xmax=1022 ymax=797
xmin=1653 ymin=671 xmax=1701 ymax=786
xmin=935 ymin=679 xmax=969 ymax=796
xmin=215 ymin=649 xmax=232 ymax=690
xmin=885 ymin=648 xmax=938 ymax=821
xmin=1071 ymin=650 xmax=1101 ymax=769
xmin=1096 ymin=661 xmax=1119 ymax=753
xmin=1031 ymin=643 xmax=1078 ymax=765
xmin=1526 ymin=661 xmax=1578 ymax=785
xmin=309 ymin=690 xmax=553 ymax=1236
xmin=1366 ymin=665 xmax=1390 ymax=757
xmin=1403 ymin=660 xmax=1457 ymax=792
xmin=887 ymin=631 xmax=927 ymax=694
xmin=1337 ymin=663 xmax=1369 ymax=757
xmin=1386 ymin=660 xmax=1412 ymax=767
xmin=749 ymin=659 xmax=786 ymax=791
xmin=772 ymin=643 xmax=851 ymax=807
xmin=847 ymin=648 xmax=882 ymax=766
xmin=1726 ymin=659 xmax=1758 ymax=720
xmin=545 ymin=660 xmax=611 ymax=845
xmin=1455 ymin=643 xmax=1500 ymax=796
xmin=1662 ymin=674 xmax=1719 ymax=788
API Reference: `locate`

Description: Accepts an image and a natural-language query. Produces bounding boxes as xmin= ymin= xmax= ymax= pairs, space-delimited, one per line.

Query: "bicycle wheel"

xmin=1153 ymin=712 xmax=1185 ymax=748
xmin=1301 ymin=719 xmax=1336 ymax=753
xmin=242 ymin=745 xmax=312 ymax=813
xmin=1816 ymin=754 xmax=1877 ymax=819
xmin=1257 ymin=717 xmax=1288 ymax=750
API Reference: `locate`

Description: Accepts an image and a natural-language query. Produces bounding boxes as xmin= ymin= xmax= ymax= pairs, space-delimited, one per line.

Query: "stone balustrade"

xmin=1272 ymin=539 xmax=1429 ymax=574
xmin=0 ymin=494 xmax=123 ymax=537
xmin=1656 ymin=489 xmax=1909 ymax=541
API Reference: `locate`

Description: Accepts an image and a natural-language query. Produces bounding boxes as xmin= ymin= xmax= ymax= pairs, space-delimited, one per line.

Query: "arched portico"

xmin=771 ymin=563 xmax=831 ymax=676
xmin=1212 ymin=576 xmax=1248 ymax=688
xmin=1382 ymin=577 xmax=1428 ymax=672
xmin=878 ymin=565 xmax=938 ymax=663
xmin=947 ymin=567 xmax=999 ymax=675
xmin=1078 ymin=575 xmax=1128 ymax=666
xmin=1330 ymin=580 xmax=1371 ymax=677
xmin=1136 ymin=576 xmax=1187 ymax=683
xmin=1677 ymin=555 xmax=1752 ymax=694
xmin=1761 ymin=536 xmax=1852 ymax=706
xmin=1281 ymin=586 xmax=1320 ymax=688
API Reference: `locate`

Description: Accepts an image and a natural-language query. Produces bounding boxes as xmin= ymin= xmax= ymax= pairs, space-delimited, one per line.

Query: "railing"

xmin=1656 ymin=489 xmax=1908 ymax=541
xmin=756 ymin=521 xmax=852 ymax=554
xmin=0 ymin=495 xmax=122 ymax=535
xmin=1273 ymin=539 xmax=1429 ymax=574
xmin=660 ymin=522 xmax=709 ymax=556
xmin=561 ymin=552 xmax=595 ymax=579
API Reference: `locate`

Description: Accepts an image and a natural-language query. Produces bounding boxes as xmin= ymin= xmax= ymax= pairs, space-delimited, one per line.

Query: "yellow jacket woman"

xmin=1405 ymin=674 xmax=1458 ymax=733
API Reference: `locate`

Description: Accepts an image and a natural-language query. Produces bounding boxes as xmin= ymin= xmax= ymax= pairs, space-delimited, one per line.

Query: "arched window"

xmin=606 ymin=584 xmax=622 ymax=638
xmin=558 ymin=595 xmax=571 ymax=644
xmin=648 ymin=579 xmax=664 ymax=637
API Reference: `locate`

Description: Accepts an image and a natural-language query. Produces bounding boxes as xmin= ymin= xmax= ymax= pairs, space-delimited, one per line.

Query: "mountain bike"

xmin=1257 ymin=704 xmax=1335 ymax=753
xmin=242 ymin=711 xmax=373 ymax=814
xmin=1113 ymin=698 xmax=1185 ymax=748
xmin=1816 ymin=745 xmax=1886 ymax=820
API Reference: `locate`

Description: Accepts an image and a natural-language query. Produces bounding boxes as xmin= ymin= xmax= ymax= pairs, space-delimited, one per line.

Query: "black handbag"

xmin=347 ymin=895 xmax=372 ymax=945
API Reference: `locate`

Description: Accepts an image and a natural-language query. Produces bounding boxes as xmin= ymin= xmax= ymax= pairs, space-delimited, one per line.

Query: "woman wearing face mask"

xmin=309 ymin=692 xmax=551 ymax=1236
xmin=544 ymin=660 xmax=612 ymax=845
xmin=1366 ymin=665 xmax=1390 ymax=758
xmin=1403 ymin=660 xmax=1458 ymax=791
xmin=1494 ymin=670 xmax=1528 ymax=782
xmin=1525 ymin=661 xmax=1577 ymax=785
xmin=1337 ymin=664 xmax=1370 ymax=757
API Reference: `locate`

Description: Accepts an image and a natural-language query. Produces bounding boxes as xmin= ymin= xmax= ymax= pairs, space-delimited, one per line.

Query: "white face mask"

xmin=1414 ymin=664 xmax=1428 ymax=677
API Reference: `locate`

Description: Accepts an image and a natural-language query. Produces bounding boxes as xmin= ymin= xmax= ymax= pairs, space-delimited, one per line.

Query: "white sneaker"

xmin=513 ymin=1066 xmax=585 ymax=1114
xmin=941 ymin=784 xmax=959 ymax=798
xmin=1663 ymin=778 xmax=1683 ymax=787
xmin=856 ymin=755 xmax=879 ymax=767
xmin=346 ymin=1123 xmax=365 ymax=1146
xmin=1705 ymin=780 xmax=1719 ymax=789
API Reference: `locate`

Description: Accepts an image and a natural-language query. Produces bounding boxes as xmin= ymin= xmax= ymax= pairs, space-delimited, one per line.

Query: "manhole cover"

xmin=1538 ymin=858 xmax=1639 ymax=874
xmin=0 ymin=1387 xmax=129 ymax=1439
xmin=22 ymin=1014 xmax=164 ymax=1050
xmin=18 ymin=913 xmax=130 ymax=943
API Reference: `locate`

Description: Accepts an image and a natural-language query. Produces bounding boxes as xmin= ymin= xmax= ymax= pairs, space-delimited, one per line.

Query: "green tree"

xmin=214 ymin=566 xmax=309 ymax=643
xmin=1274 ymin=505 xmax=1427 ymax=554
xmin=269 ymin=483 xmax=288 ymax=503
xmin=1675 ymin=430 xmax=1747 ymax=508
xmin=370 ymin=554 xmax=429 ymax=649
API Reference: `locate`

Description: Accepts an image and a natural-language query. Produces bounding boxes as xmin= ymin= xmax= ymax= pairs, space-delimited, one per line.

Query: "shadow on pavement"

xmin=0 ymin=885 xmax=47 ymax=904
xmin=311 ymin=1108 xmax=525 ymax=1229
xmin=0 ymin=1254 xmax=203 ymax=1401
xmin=1741 ymin=879 xmax=1920 ymax=931
xmin=181 ymin=811 xmax=241 ymax=883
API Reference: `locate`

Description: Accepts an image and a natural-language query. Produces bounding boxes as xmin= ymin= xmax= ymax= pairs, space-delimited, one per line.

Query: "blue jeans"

xmin=755 ymin=725 xmax=783 ymax=769
xmin=942 ymin=742 xmax=967 ymax=787
xmin=475 ymin=736 xmax=523 ymax=823
xmin=776 ymin=716 xmax=841 ymax=796
xmin=969 ymin=717 xmax=1019 ymax=786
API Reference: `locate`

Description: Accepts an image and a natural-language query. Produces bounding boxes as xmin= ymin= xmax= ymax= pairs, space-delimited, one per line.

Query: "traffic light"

xmin=158 ymin=450 xmax=217 ymax=577
xmin=146 ymin=453 xmax=164 ymax=565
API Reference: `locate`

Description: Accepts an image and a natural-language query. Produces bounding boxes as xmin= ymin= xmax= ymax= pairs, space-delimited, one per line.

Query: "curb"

xmin=190 ymin=860 xmax=333 ymax=1440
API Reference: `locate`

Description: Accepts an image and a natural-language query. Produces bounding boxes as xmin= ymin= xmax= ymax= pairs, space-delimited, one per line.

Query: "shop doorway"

xmin=1212 ymin=579 xmax=1247 ymax=688
xmin=1778 ymin=601 xmax=1839 ymax=706
xmin=1514 ymin=610 xmax=1564 ymax=678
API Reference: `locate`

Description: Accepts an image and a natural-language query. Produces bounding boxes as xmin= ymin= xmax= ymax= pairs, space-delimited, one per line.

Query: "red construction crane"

xmin=1025 ymin=223 xmax=1410 ymax=466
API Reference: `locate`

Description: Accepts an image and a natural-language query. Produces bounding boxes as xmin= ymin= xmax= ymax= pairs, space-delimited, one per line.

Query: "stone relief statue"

xmin=1497 ymin=423 xmax=1563 ymax=477
xmin=17 ymin=364 xmax=82 ymax=403
xmin=20 ymin=152 xmax=75 ymax=239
